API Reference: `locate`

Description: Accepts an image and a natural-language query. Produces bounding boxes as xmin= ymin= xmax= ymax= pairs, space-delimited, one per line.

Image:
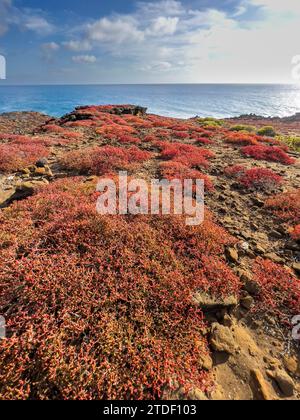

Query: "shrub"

xmin=96 ymin=124 xmax=137 ymax=138
xmin=143 ymin=134 xmax=159 ymax=143
xmin=60 ymin=146 xmax=152 ymax=175
xmin=195 ymin=256 xmax=241 ymax=299
xmin=265 ymin=189 xmax=300 ymax=225
xmin=225 ymin=133 xmax=259 ymax=146
xmin=198 ymin=117 xmax=224 ymax=127
xmin=159 ymin=161 xmax=214 ymax=191
xmin=257 ymin=126 xmax=277 ymax=137
xmin=229 ymin=124 xmax=256 ymax=133
xmin=242 ymin=145 xmax=295 ymax=165
xmin=276 ymin=135 xmax=300 ymax=152
xmin=0 ymin=134 xmax=32 ymax=142
xmin=239 ymin=168 xmax=283 ymax=190
xmin=41 ymin=124 xmax=66 ymax=134
xmin=170 ymin=124 xmax=191 ymax=132
xmin=252 ymin=258 xmax=300 ymax=323
xmin=173 ymin=131 xmax=189 ymax=139
xmin=158 ymin=142 xmax=214 ymax=168
xmin=61 ymin=130 xmax=82 ymax=140
xmin=224 ymin=165 xmax=246 ymax=178
xmin=0 ymin=177 xmax=242 ymax=399
xmin=65 ymin=120 xmax=98 ymax=128
xmin=117 ymin=135 xmax=141 ymax=145
xmin=0 ymin=143 xmax=49 ymax=172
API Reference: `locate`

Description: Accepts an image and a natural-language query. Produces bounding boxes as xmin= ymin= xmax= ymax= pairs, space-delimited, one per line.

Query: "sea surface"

xmin=0 ymin=84 xmax=299 ymax=119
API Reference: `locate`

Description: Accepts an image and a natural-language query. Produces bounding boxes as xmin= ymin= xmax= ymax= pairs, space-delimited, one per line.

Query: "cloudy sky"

xmin=0 ymin=0 xmax=299 ymax=84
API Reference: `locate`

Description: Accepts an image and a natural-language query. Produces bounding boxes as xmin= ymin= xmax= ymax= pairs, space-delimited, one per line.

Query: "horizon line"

xmin=0 ymin=82 xmax=299 ymax=87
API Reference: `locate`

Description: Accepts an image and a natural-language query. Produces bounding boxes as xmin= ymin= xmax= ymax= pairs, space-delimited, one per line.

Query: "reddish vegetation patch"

xmin=242 ymin=145 xmax=295 ymax=165
xmin=42 ymin=124 xmax=66 ymax=134
xmin=157 ymin=142 xmax=214 ymax=168
xmin=117 ymin=134 xmax=141 ymax=145
xmin=225 ymin=166 xmax=283 ymax=191
xmin=195 ymin=137 xmax=214 ymax=145
xmin=291 ymin=225 xmax=300 ymax=241
xmin=225 ymin=132 xmax=259 ymax=146
xmin=224 ymin=165 xmax=246 ymax=178
xmin=96 ymin=124 xmax=137 ymax=138
xmin=196 ymin=256 xmax=241 ymax=299
xmin=0 ymin=143 xmax=49 ymax=172
xmin=252 ymin=258 xmax=300 ymax=323
xmin=41 ymin=124 xmax=83 ymax=140
xmin=239 ymin=168 xmax=283 ymax=190
xmin=266 ymin=189 xmax=300 ymax=237
xmin=60 ymin=145 xmax=152 ymax=175
xmin=0 ymin=178 xmax=242 ymax=399
xmin=265 ymin=189 xmax=300 ymax=225
xmin=159 ymin=161 xmax=214 ymax=191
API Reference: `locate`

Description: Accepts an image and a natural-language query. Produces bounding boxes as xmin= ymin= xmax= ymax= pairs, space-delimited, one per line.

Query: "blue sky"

xmin=0 ymin=0 xmax=299 ymax=84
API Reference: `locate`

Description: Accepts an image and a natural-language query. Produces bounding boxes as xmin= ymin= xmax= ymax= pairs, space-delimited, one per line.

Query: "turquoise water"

xmin=0 ymin=84 xmax=299 ymax=119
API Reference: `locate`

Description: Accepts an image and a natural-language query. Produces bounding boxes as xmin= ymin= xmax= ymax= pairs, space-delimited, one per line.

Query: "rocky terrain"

xmin=0 ymin=105 xmax=299 ymax=400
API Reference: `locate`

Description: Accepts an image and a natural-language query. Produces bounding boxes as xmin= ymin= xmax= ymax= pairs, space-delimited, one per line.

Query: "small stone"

xmin=199 ymin=352 xmax=213 ymax=371
xmin=285 ymin=241 xmax=299 ymax=251
xmin=188 ymin=388 xmax=208 ymax=400
xmin=292 ymin=263 xmax=300 ymax=274
xmin=85 ymin=176 xmax=98 ymax=182
xmin=36 ymin=158 xmax=48 ymax=168
xmin=254 ymin=244 xmax=266 ymax=254
xmin=20 ymin=168 xmax=30 ymax=175
xmin=226 ymin=247 xmax=239 ymax=263
xmin=44 ymin=166 xmax=53 ymax=176
xmin=252 ymin=198 xmax=264 ymax=207
xmin=283 ymin=356 xmax=299 ymax=375
xmin=264 ymin=253 xmax=284 ymax=264
xmin=239 ymin=241 xmax=250 ymax=251
xmin=269 ymin=231 xmax=282 ymax=239
xmin=223 ymin=314 xmax=233 ymax=327
xmin=0 ymin=188 xmax=16 ymax=207
xmin=267 ymin=369 xmax=295 ymax=397
xmin=250 ymin=369 xmax=272 ymax=400
xmin=240 ymin=295 xmax=254 ymax=310
xmin=210 ymin=323 xmax=236 ymax=354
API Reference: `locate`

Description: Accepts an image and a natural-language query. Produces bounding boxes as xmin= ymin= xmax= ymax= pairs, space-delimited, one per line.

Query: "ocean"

xmin=0 ymin=84 xmax=299 ymax=119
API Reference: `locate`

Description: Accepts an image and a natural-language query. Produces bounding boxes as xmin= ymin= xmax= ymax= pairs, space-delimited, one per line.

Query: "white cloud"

xmin=137 ymin=1 xmax=184 ymax=17
xmin=249 ymin=0 xmax=300 ymax=14
xmin=0 ymin=0 xmax=55 ymax=36
xmin=63 ymin=40 xmax=92 ymax=52
xmin=87 ymin=17 xmax=144 ymax=44
xmin=72 ymin=55 xmax=97 ymax=63
xmin=146 ymin=16 xmax=179 ymax=36
xmin=23 ymin=16 xmax=54 ymax=35
xmin=4 ymin=0 xmax=299 ymax=83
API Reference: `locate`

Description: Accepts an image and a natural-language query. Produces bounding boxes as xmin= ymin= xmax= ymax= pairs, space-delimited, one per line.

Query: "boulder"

xmin=210 ymin=323 xmax=236 ymax=354
xmin=36 ymin=158 xmax=49 ymax=168
xmin=226 ymin=247 xmax=239 ymax=263
xmin=292 ymin=263 xmax=300 ymax=274
xmin=267 ymin=369 xmax=295 ymax=397
xmin=250 ymin=369 xmax=272 ymax=400
xmin=0 ymin=188 xmax=16 ymax=207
